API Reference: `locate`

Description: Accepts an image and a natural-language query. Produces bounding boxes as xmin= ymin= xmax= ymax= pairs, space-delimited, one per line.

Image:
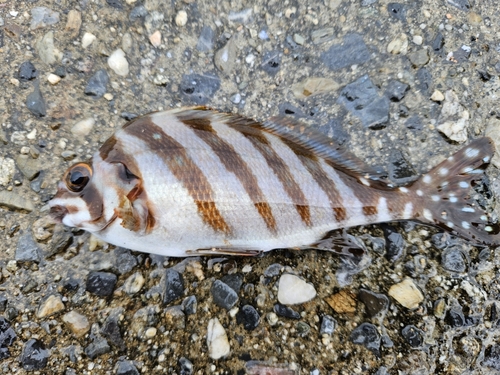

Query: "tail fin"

xmin=411 ymin=137 xmax=500 ymax=245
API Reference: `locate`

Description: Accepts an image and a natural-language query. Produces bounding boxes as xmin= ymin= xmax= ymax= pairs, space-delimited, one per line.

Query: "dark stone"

xmin=261 ymin=50 xmax=281 ymax=75
xmin=54 ymin=66 xmax=66 ymax=78
xmin=401 ymin=325 xmax=424 ymax=348
xmin=116 ymin=360 xmax=140 ymax=375
xmin=278 ymin=102 xmax=306 ymax=117
xmin=385 ymin=80 xmax=409 ymax=101
xmin=211 ymin=280 xmax=238 ymax=310
xmin=221 ymin=274 xmax=243 ymax=293
xmin=263 ymin=263 xmax=282 ymax=278
xmin=415 ymin=68 xmax=432 ymax=95
xmin=101 ymin=316 xmax=125 ymax=350
xmin=452 ymin=46 xmax=471 ymax=63
xmin=358 ymin=289 xmax=389 ymax=317
xmin=163 ymin=268 xmax=184 ymax=305
xmin=381 ymin=335 xmax=394 ymax=348
xmin=86 ymin=271 xmax=117 ymax=297
xmin=48 ymin=225 xmax=73 ymax=257
xmin=441 ymin=247 xmax=467 ymax=272
xmin=63 ymin=278 xmax=80 ymax=293
xmin=320 ymin=315 xmax=337 ymax=335
xmin=322 ymin=34 xmax=371 ymax=71
xmin=129 ymin=5 xmax=147 ymax=21
xmin=15 ymin=232 xmax=41 ymax=262
xmin=179 ymin=72 xmax=220 ymax=105
xmin=432 ymin=32 xmax=445 ymax=54
xmin=285 ymin=35 xmax=299 ymax=50
xmin=337 ymin=75 xmax=389 ymax=129
xmin=178 ymin=357 xmax=194 ymax=375
xmin=446 ymin=306 xmax=466 ymax=327
xmin=399 ymin=104 xmax=409 ymax=118
xmin=0 ymin=295 xmax=7 ymax=312
xmin=374 ymin=367 xmax=389 ymax=375
xmin=106 ymin=0 xmax=123 ymax=9
xmin=236 ymin=305 xmax=260 ymax=331
xmin=478 ymin=70 xmax=492 ymax=82
xmin=84 ymin=336 xmax=110 ymax=359
xmin=120 ymin=112 xmax=138 ymax=121
xmin=274 ymin=304 xmax=300 ymax=319
xmin=20 ymin=339 xmax=49 ymax=370
xmin=196 ymin=26 xmax=214 ymax=52
xmin=0 ymin=30 xmax=3 ymax=49
xmin=5 ymin=307 xmax=19 ymax=321
xmin=405 ymin=114 xmax=423 ymax=130
xmin=19 ymin=61 xmax=37 ymax=80
xmin=296 ymin=321 xmax=311 ymax=337
xmin=382 ymin=226 xmax=406 ymax=262
xmin=113 ymin=248 xmax=138 ymax=274
xmin=0 ymin=317 xmax=16 ymax=360
xmin=181 ymin=295 xmax=197 ymax=315
xmin=26 ymin=82 xmax=47 ymax=117
xmin=446 ymin=0 xmax=470 ymax=11
xmin=84 ymin=69 xmax=109 ymax=98
xmin=387 ymin=3 xmax=406 ymax=22
xmin=30 ymin=170 xmax=45 ymax=193
xmin=350 ymin=323 xmax=381 ymax=356
xmin=484 ymin=345 xmax=500 ymax=370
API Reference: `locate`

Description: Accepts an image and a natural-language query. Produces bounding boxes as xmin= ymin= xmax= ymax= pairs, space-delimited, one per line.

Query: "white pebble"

xmin=81 ymin=32 xmax=96 ymax=48
xmin=242 ymin=264 xmax=252 ymax=273
xmin=149 ymin=30 xmax=161 ymax=47
xmin=103 ymin=93 xmax=113 ymax=101
xmin=175 ymin=10 xmax=187 ymax=26
xmin=278 ymin=274 xmax=317 ymax=305
xmin=207 ymin=317 xmax=230 ymax=360
xmin=47 ymin=73 xmax=61 ymax=85
xmin=107 ymin=48 xmax=129 ymax=76
xmin=388 ymin=278 xmax=424 ymax=309
xmin=431 ymin=90 xmax=445 ymax=102
xmin=413 ymin=35 xmax=423 ymax=45
xmin=71 ymin=118 xmax=95 ymax=137
xmin=145 ymin=327 xmax=157 ymax=338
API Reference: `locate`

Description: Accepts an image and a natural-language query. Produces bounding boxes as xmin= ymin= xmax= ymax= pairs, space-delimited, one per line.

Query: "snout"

xmin=49 ymin=205 xmax=68 ymax=223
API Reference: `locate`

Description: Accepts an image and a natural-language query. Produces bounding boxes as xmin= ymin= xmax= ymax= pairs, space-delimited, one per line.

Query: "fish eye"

xmin=64 ymin=163 xmax=92 ymax=192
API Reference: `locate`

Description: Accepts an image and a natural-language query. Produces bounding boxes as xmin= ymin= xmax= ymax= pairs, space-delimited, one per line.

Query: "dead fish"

xmin=49 ymin=107 xmax=499 ymax=257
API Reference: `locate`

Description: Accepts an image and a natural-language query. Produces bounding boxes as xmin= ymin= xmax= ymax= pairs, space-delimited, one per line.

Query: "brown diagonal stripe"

xmin=124 ymin=116 xmax=230 ymax=234
xmin=177 ymin=114 xmax=277 ymax=232
xmin=362 ymin=206 xmax=378 ymax=216
xmin=225 ymin=119 xmax=311 ymax=227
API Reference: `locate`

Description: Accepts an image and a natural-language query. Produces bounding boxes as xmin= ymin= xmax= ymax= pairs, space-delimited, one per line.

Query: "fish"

xmin=48 ymin=107 xmax=500 ymax=257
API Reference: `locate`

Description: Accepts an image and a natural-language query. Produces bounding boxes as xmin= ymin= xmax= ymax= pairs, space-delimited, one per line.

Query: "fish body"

xmin=49 ymin=108 xmax=499 ymax=257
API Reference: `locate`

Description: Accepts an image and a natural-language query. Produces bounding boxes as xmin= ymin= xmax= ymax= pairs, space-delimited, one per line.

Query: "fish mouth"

xmin=49 ymin=205 xmax=68 ymax=223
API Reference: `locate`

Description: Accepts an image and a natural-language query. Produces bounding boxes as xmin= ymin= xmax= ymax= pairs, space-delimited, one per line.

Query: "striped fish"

xmin=49 ymin=107 xmax=499 ymax=257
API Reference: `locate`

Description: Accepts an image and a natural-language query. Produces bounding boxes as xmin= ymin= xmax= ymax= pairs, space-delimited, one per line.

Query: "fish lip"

xmin=49 ymin=205 xmax=68 ymax=223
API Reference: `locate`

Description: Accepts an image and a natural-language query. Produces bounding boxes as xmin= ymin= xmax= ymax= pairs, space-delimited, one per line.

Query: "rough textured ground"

xmin=2 ymin=0 xmax=500 ymax=374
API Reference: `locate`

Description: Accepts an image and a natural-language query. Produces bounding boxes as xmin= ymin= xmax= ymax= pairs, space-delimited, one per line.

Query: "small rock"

xmin=37 ymin=294 xmax=64 ymax=318
xmin=0 ymin=157 xmax=15 ymax=186
xmin=20 ymin=339 xmax=49 ymax=371
xmin=291 ymin=77 xmax=339 ymax=99
xmin=236 ymin=305 xmax=260 ymax=331
xmin=62 ymin=310 xmax=90 ymax=338
xmin=387 ymin=3 xmax=406 ymax=22
xmin=446 ymin=0 xmax=470 ymax=11
xmin=101 ymin=314 xmax=125 ymax=350
xmin=274 ymin=303 xmax=300 ymax=319
xmin=263 ymin=263 xmax=282 ymax=278
xmin=108 ymin=49 xmax=129 ymax=76
xmin=432 ymin=32 xmax=445 ymax=54
xmin=182 ymin=295 xmax=197 ymax=315
xmin=325 ymin=290 xmax=357 ymax=314
xmin=47 ymin=73 xmax=61 ymax=85
xmin=441 ymin=247 xmax=467 ymax=273
xmin=84 ymin=69 xmax=109 ymax=98
xmin=19 ymin=61 xmax=37 ymax=80
xmin=387 ymin=33 xmax=408 ymax=55
xmin=413 ymin=35 xmax=423 ymax=45
xmin=122 ymin=272 xmax=145 ymax=295
xmin=149 ymin=30 xmax=161 ymax=47
xmin=207 ymin=317 xmax=230 ymax=360
xmin=416 ymin=67 xmax=433 ymax=95
xmin=214 ymin=38 xmax=237 ymax=75
xmin=85 ymin=335 xmax=110 ymax=359
xmin=180 ymin=72 xmax=220 ymax=105
xmin=228 ymin=8 xmax=253 ymax=24
xmin=408 ymin=49 xmax=430 ymax=68
xmin=196 ymin=25 xmax=214 ymax=52
xmin=0 ymin=191 xmax=35 ymax=212
xmin=311 ymin=27 xmax=335 ymax=44
xmin=484 ymin=345 xmax=500 ymax=371
xmin=358 ymin=289 xmax=389 ymax=317
xmin=211 ymin=280 xmax=238 ymax=310
xmin=165 ymin=306 xmax=186 ymax=330
xmin=230 ymin=93 xmax=241 ymax=104
xmin=82 ymin=32 xmax=96 ymax=48
xmin=322 ymin=34 xmax=371 ymax=70
xmin=388 ymin=277 xmax=424 ymax=309
xmin=293 ymin=34 xmax=305 ymax=45
xmin=320 ymin=315 xmax=337 ymax=335
xmin=36 ymin=31 xmax=57 ymax=65
xmin=278 ymin=274 xmax=317 ymax=305
xmin=431 ymin=90 xmax=445 ymax=102
xmin=16 ymin=154 xmax=41 ymax=180
xmin=221 ymin=274 xmax=243 ymax=293
xmin=86 ymin=271 xmax=117 ymax=297
xmin=401 ymin=325 xmax=424 ymax=348
xmin=261 ymin=50 xmax=281 ymax=76
xmin=26 ymin=82 xmax=47 ymax=117
xmin=116 ymin=360 xmax=140 ymax=375
xmin=385 ymin=80 xmax=409 ymax=101
xmin=178 ymin=357 xmax=193 ymax=375
xmin=350 ymin=323 xmax=381 ymax=355
xmin=175 ymin=10 xmax=188 ymax=26
xmin=383 ymin=227 xmax=406 ymax=262
xmin=65 ymin=10 xmax=82 ymax=38
xmin=129 ymin=5 xmax=147 ymax=21
xmin=30 ymin=7 xmax=60 ymax=30
xmin=0 ymin=317 xmax=16 ymax=360
xmin=437 ymin=90 xmax=469 ymax=143
xmin=71 ymin=118 xmax=95 ymax=137
xmin=163 ymin=268 xmax=184 ymax=305
xmin=15 ymin=232 xmax=41 ymax=262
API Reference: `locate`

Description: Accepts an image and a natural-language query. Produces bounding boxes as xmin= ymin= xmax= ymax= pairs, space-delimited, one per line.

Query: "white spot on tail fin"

xmin=423 ymin=208 xmax=433 ymax=221
xmin=403 ymin=202 xmax=413 ymax=219
xmin=359 ymin=177 xmax=370 ymax=187
xmin=485 ymin=226 xmax=493 ymax=232
xmin=377 ymin=197 xmax=391 ymax=222
xmin=439 ymin=168 xmax=449 ymax=176
xmin=463 ymin=167 xmax=473 ymax=173
xmin=483 ymin=156 xmax=491 ymax=163
xmin=465 ymin=148 xmax=479 ymax=158
xmin=416 ymin=190 xmax=423 ymax=196
xmin=399 ymin=187 xmax=409 ymax=193
xmin=462 ymin=221 xmax=470 ymax=229
xmin=481 ymin=215 xmax=488 ymax=221
xmin=423 ymin=175 xmax=432 ymax=184
xmin=459 ymin=181 xmax=468 ymax=189
xmin=447 ymin=221 xmax=454 ymax=228
xmin=462 ymin=207 xmax=475 ymax=213
xmin=431 ymin=195 xmax=440 ymax=202
xmin=449 ymin=196 xmax=458 ymax=203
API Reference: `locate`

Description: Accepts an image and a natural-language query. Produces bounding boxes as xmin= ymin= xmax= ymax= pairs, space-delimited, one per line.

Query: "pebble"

xmin=30 ymin=7 xmax=60 ymax=30
xmin=165 ymin=306 xmax=186 ymax=330
xmin=86 ymin=271 xmax=117 ymax=297
xmin=388 ymin=277 xmax=424 ymax=309
xmin=291 ymin=77 xmax=339 ymax=99
xmin=484 ymin=345 xmax=500 ymax=371
xmin=108 ymin=49 xmax=129 ymax=76
xmin=71 ymin=118 xmax=95 ymax=137
xmin=211 ymin=279 xmax=239 ymax=310
xmin=437 ymin=90 xmax=469 ymax=143
xmin=206 ymin=317 xmax=230 ymax=360
xmin=196 ymin=26 xmax=214 ymax=52
xmin=65 ymin=10 xmax=82 ymax=38
xmin=274 ymin=303 xmax=301 ymax=319
xmin=236 ymin=305 xmax=260 ymax=331
xmin=447 ymin=0 xmax=471 ymax=11
xmin=441 ymin=248 xmax=467 ymax=273
xmin=182 ymin=295 xmax=197 ymax=315
xmin=228 ymin=8 xmax=253 ymax=24
xmin=84 ymin=69 xmax=109 ymax=98
xmin=175 ymin=10 xmax=188 ymax=26
xmin=47 ymin=73 xmax=61 ymax=85
xmin=384 ymin=80 xmax=409 ymax=102
xmin=413 ymin=35 xmax=423 ymax=45
xmin=263 ymin=263 xmax=282 ymax=278
xmin=15 ymin=232 xmax=41 ymax=262
xmin=0 ymin=157 xmax=15 ymax=186
xmin=0 ymin=317 xmax=16 ymax=360
xmin=261 ymin=50 xmax=281 ymax=76
xmin=401 ymin=325 xmax=424 ymax=348
xmin=415 ymin=67 xmax=432 ymax=95
xmin=16 ymin=154 xmax=42 ymax=180
xmin=230 ymin=93 xmax=241 ymax=104
xmin=322 ymin=34 xmax=370 ymax=70
xmin=387 ymin=3 xmax=406 ymax=22
xmin=337 ymin=74 xmax=389 ymax=129
xmin=180 ymin=72 xmax=220 ymax=105
xmin=387 ymin=33 xmax=408 ymax=54
xmin=430 ymin=90 xmax=444 ymax=102
xmin=129 ymin=5 xmax=147 ymax=21
xmin=149 ymin=30 xmax=161 ymax=47
xmin=20 ymin=339 xmax=49 ymax=370
xmin=266 ymin=312 xmax=279 ymax=326
xmin=62 ymin=310 xmax=90 ymax=337
xmin=116 ymin=360 xmax=140 ymax=375
xmin=325 ymin=290 xmax=357 ymax=314
xmin=293 ymin=34 xmax=305 ymax=45
xmin=26 ymin=82 xmax=47 ymax=117
xmin=36 ymin=31 xmax=57 ymax=65
xmin=106 ymin=0 xmax=123 ymax=8
xmin=122 ymin=272 xmax=145 ymax=295
xmin=214 ymin=38 xmax=237 ymax=75
xmin=350 ymin=323 xmax=381 ymax=355
xmin=19 ymin=61 xmax=37 ymax=80
xmin=408 ymin=49 xmax=430 ymax=68
xmin=178 ymin=357 xmax=193 ymax=375
xmin=278 ymin=274 xmax=317 ymax=305
xmin=163 ymin=268 xmax=184 ymax=304
xmin=82 ymin=32 xmax=96 ymax=48
xmin=0 ymin=190 xmax=35 ymax=212
xmin=383 ymin=228 xmax=405 ymax=262
xmin=358 ymin=289 xmax=389 ymax=317
xmin=311 ymin=27 xmax=335 ymax=44
xmin=320 ymin=315 xmax=337 ymax=335
xmin=85 ymin=333 xmax=111 ymax=359
xmin=37 ymin=294 xmax=65 ymax=318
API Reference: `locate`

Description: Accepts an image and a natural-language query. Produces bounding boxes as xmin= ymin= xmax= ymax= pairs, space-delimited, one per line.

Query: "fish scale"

xmin=48 ymin=107 xmax=500 ymax=257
